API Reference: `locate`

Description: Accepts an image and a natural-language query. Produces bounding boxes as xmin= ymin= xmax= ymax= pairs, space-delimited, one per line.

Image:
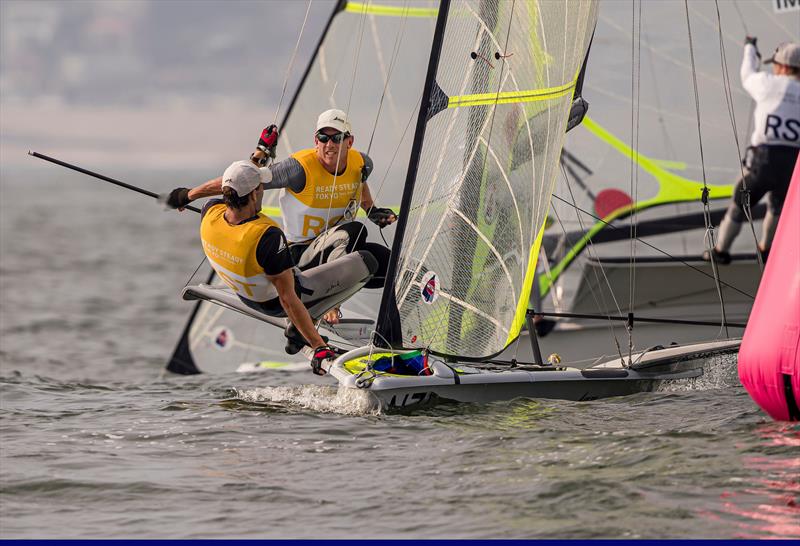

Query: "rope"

xmin=713 ymin=0 xmax=763 ymax=272
xmin=684 ymin=0 xmax=730 ymax=338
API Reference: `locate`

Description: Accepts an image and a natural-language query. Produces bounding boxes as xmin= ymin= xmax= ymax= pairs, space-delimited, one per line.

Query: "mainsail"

xmin=167 ymin=0 xmax=437 ymax=374
xmin=377 ymin=0 xmax=598 ymax=358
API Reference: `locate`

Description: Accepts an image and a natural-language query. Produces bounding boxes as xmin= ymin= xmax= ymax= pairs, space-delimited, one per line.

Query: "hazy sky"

xmin=1 ymin=0 xmax=334 ymax=170
xmin=2 ymin=0 xmax=797 ymax=177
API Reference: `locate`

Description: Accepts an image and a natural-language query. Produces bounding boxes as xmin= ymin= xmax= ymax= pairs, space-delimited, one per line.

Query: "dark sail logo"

xmin=420 ymin=271 xmax=439 ymax=304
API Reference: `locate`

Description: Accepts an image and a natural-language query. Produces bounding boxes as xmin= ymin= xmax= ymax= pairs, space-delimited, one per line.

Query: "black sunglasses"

xmin=316 ymin=131 xmax=349 ymax=144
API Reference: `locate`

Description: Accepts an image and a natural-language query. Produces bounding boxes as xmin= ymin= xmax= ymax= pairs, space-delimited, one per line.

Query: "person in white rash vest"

xmin=166 ymin=110 xmax=396 ymax=324
xmin=703 ymin=40 xmax=800 ymax=265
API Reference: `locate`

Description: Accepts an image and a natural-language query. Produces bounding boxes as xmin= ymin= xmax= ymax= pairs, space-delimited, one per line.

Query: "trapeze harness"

xmin=279 ymin=148 xmax=365 ymax=244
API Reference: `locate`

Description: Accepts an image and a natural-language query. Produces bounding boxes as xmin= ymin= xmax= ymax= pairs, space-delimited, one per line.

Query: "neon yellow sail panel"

xmin=391 ymin=0 xmax=598 ymax=357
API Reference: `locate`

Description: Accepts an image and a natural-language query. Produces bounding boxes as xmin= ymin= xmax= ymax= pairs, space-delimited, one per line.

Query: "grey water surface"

xmin=1 ymin=169 xmax=798 ymax=539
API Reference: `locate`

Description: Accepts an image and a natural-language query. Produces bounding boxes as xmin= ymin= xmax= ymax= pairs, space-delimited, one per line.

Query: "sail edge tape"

xmin=345 ymin=1 xmax=438 ymax=18
xmin=447 ymin=79 xmax=577 ymax=108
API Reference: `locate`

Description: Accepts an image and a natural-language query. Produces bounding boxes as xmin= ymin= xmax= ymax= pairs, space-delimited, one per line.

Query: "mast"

xmin=375 ymin=0 xmax=451 ymax=346
xmin=166 ymin=0 xmax=348 ymax=374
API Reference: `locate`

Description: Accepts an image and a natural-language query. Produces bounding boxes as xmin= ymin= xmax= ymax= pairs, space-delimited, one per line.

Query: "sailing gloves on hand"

xmin=310 ymin=345 xmax=336 ymax=376
xmin=745 ymin=36 xmax=761 ymax=59
xmin=367 ymin=207 xmax=396 ymax=228
xmin=166 ymin=187 xmax=191 ymax=209
xmin=257 ymin=125 xmax=280 ymax=159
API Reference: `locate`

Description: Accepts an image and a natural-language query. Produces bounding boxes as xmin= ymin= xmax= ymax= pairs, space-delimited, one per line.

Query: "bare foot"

xmin=324 ymin=307 xmax=342 ymax=324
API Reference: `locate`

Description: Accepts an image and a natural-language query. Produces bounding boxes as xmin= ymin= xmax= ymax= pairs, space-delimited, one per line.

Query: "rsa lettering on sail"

xmin=765 ymin=114 xmax=800 ymax=142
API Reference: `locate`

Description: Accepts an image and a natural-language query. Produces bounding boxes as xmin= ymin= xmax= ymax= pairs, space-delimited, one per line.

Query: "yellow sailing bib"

xmin=200 ymin=203 xmax=281 ymax=302
xmin=280 ymin=148 xmax=364 ymax=242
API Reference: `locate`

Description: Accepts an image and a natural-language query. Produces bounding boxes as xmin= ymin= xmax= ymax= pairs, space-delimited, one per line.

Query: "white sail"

xmin=383 ymin=0 xmax=598 ymax=357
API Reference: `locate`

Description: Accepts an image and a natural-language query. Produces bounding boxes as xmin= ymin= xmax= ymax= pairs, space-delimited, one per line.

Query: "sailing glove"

xmin=257 ymin=125 xmax=280 ymax=159
xmin=367 ymin=207 xmax=396 ymax=228
xmin=744 ymin=36 xmax=761 ymax=59
xmin=166 ymin=187 xmax=191 ymax=209
xmin=310 ymin=345 xmax=335 ymax=376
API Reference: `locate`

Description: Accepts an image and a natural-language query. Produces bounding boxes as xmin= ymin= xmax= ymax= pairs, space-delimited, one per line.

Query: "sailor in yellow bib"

xmin=198 ymin=159 xmax=377 ymax=372
xmin=281 ymin=146 xmax=365 ymax=243
xmin=166 ymin=109 xmax=395 ymax=325
xmin=274 ymin=110 xmax=396 ymax=278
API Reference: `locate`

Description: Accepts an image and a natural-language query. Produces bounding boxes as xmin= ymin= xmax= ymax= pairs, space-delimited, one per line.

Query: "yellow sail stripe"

xmin=505 ymin=221 xmax=547 ymax=346
xmin=345 ymin=2 xmax=438 ymax=18
xmin=447 ymin=79 xmax=577 ymax=108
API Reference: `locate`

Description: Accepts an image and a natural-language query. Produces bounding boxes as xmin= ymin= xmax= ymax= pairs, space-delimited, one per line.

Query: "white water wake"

xmin=233 ymin=384 xmax=380 ymax=415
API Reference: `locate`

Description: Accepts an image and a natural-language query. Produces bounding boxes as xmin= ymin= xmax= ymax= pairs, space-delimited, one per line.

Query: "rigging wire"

xmin=182 ymin=1 xmax=315 ymax=289
xmin=713 ymin=0 xmax=764 ymax=273
xmin=313 ymin=0 xmax=371 ymax=270
xmin=627 ymin=0 xmax=643 ymax=363
xmin=273 ymin=0 xmax=315 ymax=126
xmin=353 ymin=2 xmax=412 ymax=269
xmin=731 ymin=0 xmax=749 ymax=36
xmin=559 ymin=163 xmax=628 ymax=365
xmin=684 ymin=0 xmax=730 ymax=338
xmin=366 ymin=1 xmax=410 ymax=155
xmin=547 ymin=192 xmax=756 ymax=301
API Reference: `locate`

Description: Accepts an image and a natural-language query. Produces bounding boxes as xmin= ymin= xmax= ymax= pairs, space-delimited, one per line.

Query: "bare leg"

xmin=759 ymin=208 xmax=778 ymax=252
xmin=715 ymin=208 xmax=743 ymax=254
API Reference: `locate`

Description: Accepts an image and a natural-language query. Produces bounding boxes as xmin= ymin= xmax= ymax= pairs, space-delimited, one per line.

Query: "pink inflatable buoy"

xmin=738 ymin=156 xmax=800 ymax=421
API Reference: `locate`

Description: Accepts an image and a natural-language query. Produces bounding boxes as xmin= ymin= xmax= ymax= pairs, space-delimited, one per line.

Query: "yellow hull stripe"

xmin=345 ymin=2 xmax=438 ymax=18
xmin=448 ymin=79 xmax=576 ymax=109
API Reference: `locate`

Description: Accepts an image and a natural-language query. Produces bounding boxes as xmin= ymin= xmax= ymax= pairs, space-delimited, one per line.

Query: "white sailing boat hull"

xmin=329 ymin=339 xmax=740 ymax=410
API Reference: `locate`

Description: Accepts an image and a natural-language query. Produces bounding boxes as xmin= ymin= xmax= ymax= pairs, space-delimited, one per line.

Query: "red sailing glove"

xmin=257 ymin=125 xmax=279 ymax=159
xmin=310 ymin=345 xmax=335 ymax=376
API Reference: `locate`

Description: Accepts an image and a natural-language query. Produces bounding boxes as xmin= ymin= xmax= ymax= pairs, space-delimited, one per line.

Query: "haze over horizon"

xmin=1 ymin=0 xmax=335 ymax=171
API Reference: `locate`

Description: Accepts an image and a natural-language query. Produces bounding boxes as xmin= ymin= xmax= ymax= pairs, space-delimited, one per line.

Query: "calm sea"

xmin=1 ymin=169 xmax=798 ymax=539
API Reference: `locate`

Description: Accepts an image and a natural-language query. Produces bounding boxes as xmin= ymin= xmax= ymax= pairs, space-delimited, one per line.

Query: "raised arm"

xmin=164 ymin=126 xmax=283 ymax=210
xmin=741 ymin=39 xmax=765 ymax=100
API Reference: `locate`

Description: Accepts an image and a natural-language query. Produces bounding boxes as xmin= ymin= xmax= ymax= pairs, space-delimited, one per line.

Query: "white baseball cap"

xmin=316 ymin=109 xmax=352 ymax=134
xmin=221 ymin=160 xmax=271 ymax=196
xmin=765 ymin=42 xmax=800 ymax=69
